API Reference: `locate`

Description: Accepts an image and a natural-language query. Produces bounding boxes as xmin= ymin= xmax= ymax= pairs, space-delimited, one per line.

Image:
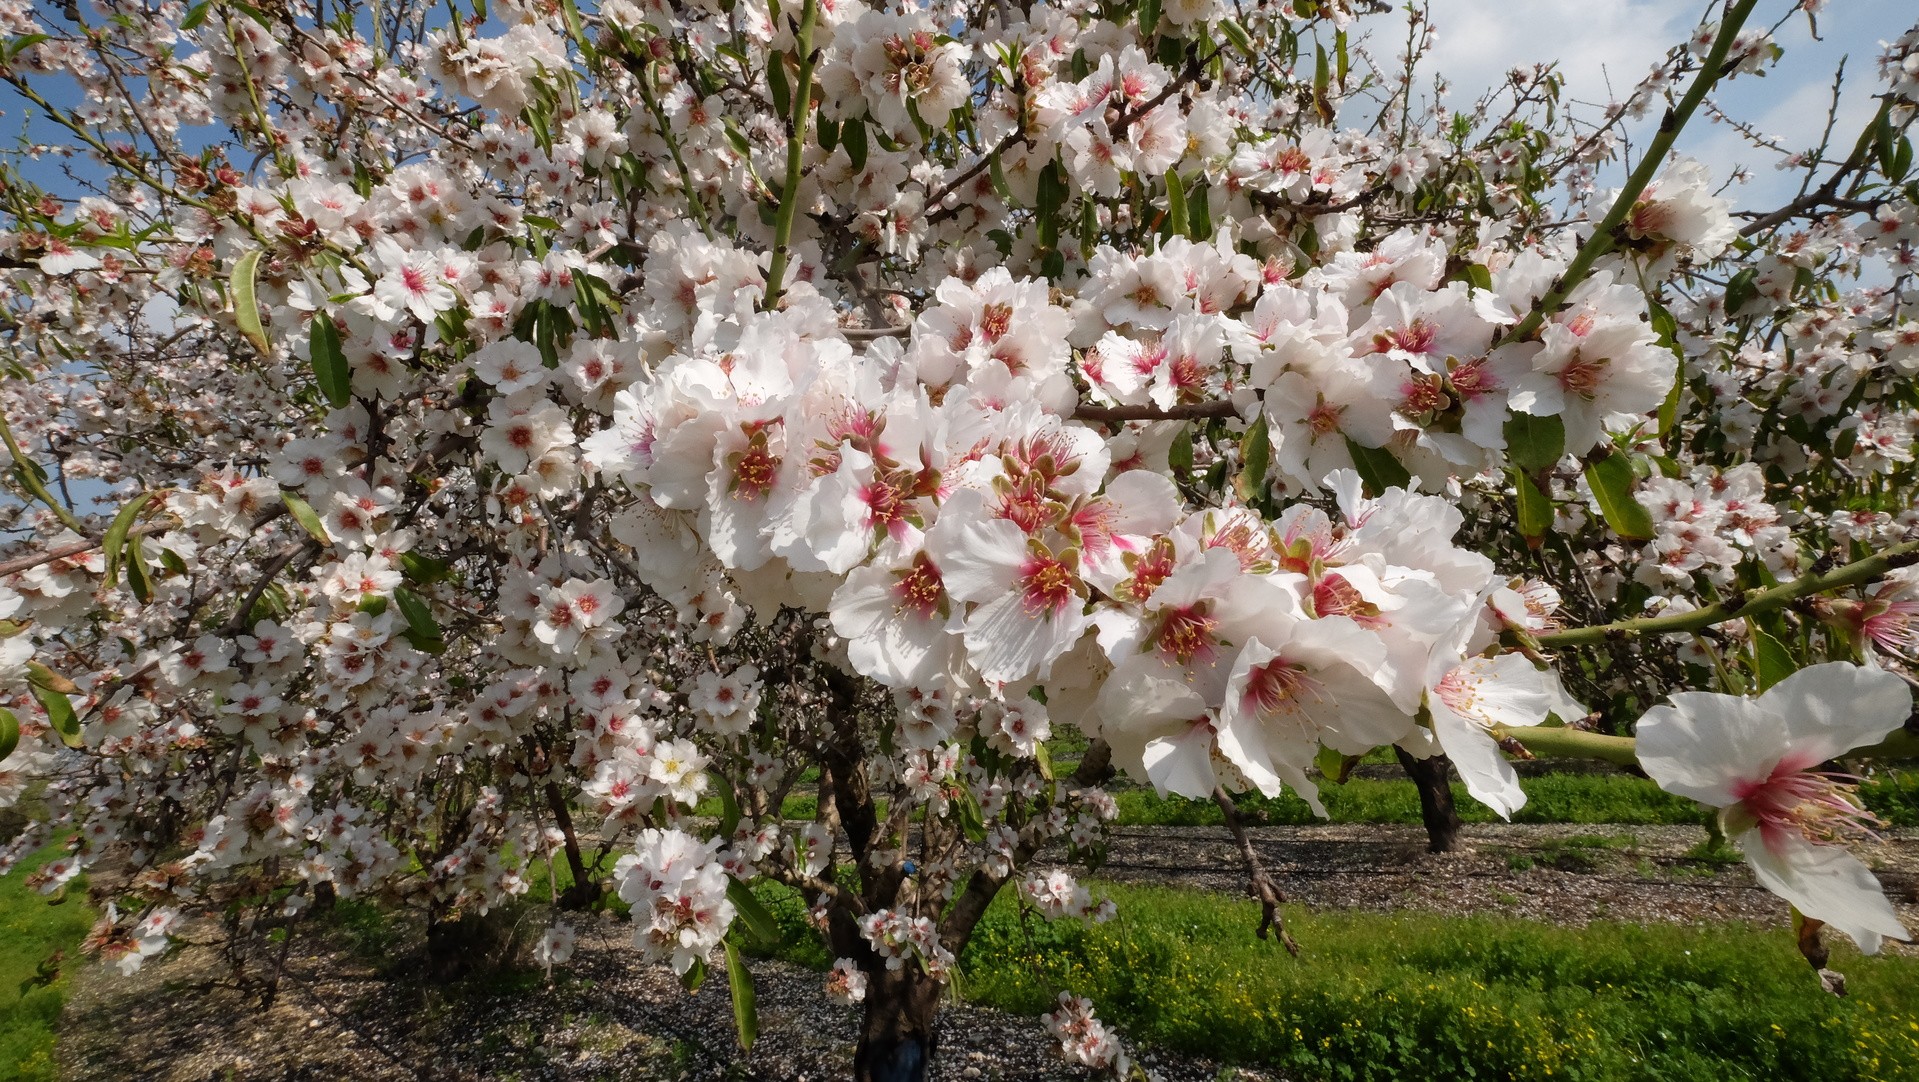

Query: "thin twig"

xmin=1212 ymin=787 xmax=1300 ymax=956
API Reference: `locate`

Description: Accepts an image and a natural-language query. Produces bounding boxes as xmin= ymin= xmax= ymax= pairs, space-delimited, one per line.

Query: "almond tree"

xmin=2 ymin=1 xmax=1918 ymax=1078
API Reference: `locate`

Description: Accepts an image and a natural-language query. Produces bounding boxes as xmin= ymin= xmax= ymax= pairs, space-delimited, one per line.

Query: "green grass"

xmin=1 ymin=842 xmax=95 ymax=1082
xmin=735 ymin=877 xmax=1919 ymax=1081
xmin=1860 ymin=769 xmax=1919 ymax=827
xmin=953 ymin=880 xmax=1919 ymax=1082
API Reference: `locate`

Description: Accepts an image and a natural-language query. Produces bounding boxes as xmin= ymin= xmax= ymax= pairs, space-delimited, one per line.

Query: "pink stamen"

xmin=1731 ymin=755 xmax=1883 ymax=855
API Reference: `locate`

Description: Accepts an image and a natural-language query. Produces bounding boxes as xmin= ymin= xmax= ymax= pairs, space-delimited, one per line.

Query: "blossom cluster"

xmin=615 ymin=827 xmax=738 ymax=976
xmin=1043 ymin=992 xmax=1128 ymax=1072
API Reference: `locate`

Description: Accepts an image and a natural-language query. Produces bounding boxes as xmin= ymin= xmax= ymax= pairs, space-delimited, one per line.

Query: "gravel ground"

xmin=58 ymin=914 xmax=1258 ymax=1082
xmin=57 ymin=822 xmax=1919 ymax=1081
xmin=1089 ymin=822 xmax=1919 ymax=932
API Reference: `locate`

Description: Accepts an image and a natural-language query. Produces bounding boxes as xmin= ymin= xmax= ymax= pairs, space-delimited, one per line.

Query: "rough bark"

xmin=1395 ymin=747 xmax=1461 ymax=853
xmin=422 ymin=904 xmax=512 ymax=982
xmin=853 ymin=966 xmax=944 ymax=1082
xmin=544 ymin=780 xmax=602 ymax=910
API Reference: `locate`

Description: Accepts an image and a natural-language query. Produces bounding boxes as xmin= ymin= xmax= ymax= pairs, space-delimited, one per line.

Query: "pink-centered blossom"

xmin=1637 ymin=662 xmax=1912 ymax=952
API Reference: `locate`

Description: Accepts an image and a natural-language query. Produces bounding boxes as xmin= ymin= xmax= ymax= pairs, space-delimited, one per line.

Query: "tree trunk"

xmin=423 ymin=904 xmax=511 ymax=982
xmin=544 ymin=781 xmax=602 ymax=909
xmin=853 ymin=966 xmax=944 ymax=1082
xmin=1395 ymin=747 xmax=1461 ymax=853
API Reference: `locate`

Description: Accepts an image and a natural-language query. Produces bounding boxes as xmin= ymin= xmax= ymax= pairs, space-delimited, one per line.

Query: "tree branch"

xmin=1212 ymin=787 xmax=1300 ymax=956
xmin=1496 ymin=724 xmax=1639 ymax=766
xmin=1071 ymin=400 xmax=1241 ymax=424
xmin=1537 ymin=538 xmax=1919 ymax=648
xmin=762 ymin=0 xmax=819 ymax=309
xmin=1499 ymin=0 xmax=1761 ymax=347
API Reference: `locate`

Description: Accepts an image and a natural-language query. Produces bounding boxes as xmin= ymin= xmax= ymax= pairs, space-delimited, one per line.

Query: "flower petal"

xmin=963 ymin=591 xmax=1086 ymax=685
xmin=1635 ymin=691 xmax=1785 ymax=807
xmin=1739 ymin=832 xmax=1909 ymax=955
xmin=1096 ymin=665 xmax=1212 ymax=797
xmin=1430 ymin=701 xmax=1525 ymax=820
xmin=1141 ymin=723 xmax=1220 ymax=800
xmin=1756 ymin=661 xmax=1912 ymax=763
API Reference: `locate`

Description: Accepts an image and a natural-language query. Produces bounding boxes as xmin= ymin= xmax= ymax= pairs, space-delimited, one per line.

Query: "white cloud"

xmin=1421 ymin=0 xmax=1692 ymax=109
xmin=1411 ymin=0 xmax=1913 ymax=210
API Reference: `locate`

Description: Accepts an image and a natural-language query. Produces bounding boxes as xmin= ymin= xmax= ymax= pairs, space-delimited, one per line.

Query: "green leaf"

xmin=31 ymin=683 xmax=80 ymax=748
xmin=1312 ymin=43 xmax=1333 ymax=124
xmin=1583 ymin=453 xmax=1655 ymax=541
xmin=309 ymin=312 xmax=351 ymax=409
xmin=1156 ymin=33 xmax=1183 ymax=68
xmin=1723 ymin=267 xmax=1759 ymax=318
xmin=723 ymin=940 xmax=758 ymax=1051
xmin=1162 ymin=171 xmax=1187 ymax=241
xmin=954 ymin=787 xmax=987 ymax=842
xmin=1033 ymin=740 xmax=1054 ymax=782
xmin=400 ymin=552 xmax=451 ymax=585
xmin=1503 ymin=413 xmax=1565 ymax=473
xmin=101 ymin=492 xmax=155 ymax=587
xmin=1875 ymin=108 xmax=1900 ymax=181
xmin=1656 ymin=365 xmax=1684 ymax=441
xmin=1344 ymin=437 xmax=1409 ymax=497
xmin=1833 ymin=421 xmax=1858 ymax=460
xmin=1234 ymin=419 xmax=1271 ymax=504
xmin=681 ymin=956 xmax=706 ymax=992
xmin=26 ymin=662 xmax=76 ymax=695
xmin=1202 ymin=457 xmax=1227 ymax=493
xmin=1138 ymin=0 xmax=1162 ymax=36
xmin=1512 ymin=467 xmax=1554 ymax=543
xmin=179 ymin=2 xmax=211 ymax=30
xmin=0 ymin=412 xmax=85 ymax=533
xmin=1187 ymin=181 xmax=1212 ymax=240
xmin=1168 ymin=428 xmax=1194 ymax=476
xmin=1036 ymin=161 xmax=1065 ymax=249
xmin=0 ymin=707 xmax=18 ymax=764
xmin=842 ymin=117 xmax=868 ymax=172
xmin=281 ymin=490 xmax=331 ymax=545
xmin=1218 ymin=18 xmax=1256 ymax=61
xmin=558 ymin=0 xmax=594 ymax=59
xmin=727 ymin=875 xmax=781 ymax=947
xmin=393 ymin=587 xmax=445 ymax=653
xmin=126 ymin=535 xmax=152 ymax=604
xmin=230 ymin=248 xmax=269 ymax=354
xmin=1314 ymin=745 xmax=1358 ymax=785
xmin=1750 ymin=626 xmax=1797 ymax=692
xmin=816 ymin=115 xmax=840 ymax=153
xmin=766 ymin=50 xmax=792 ymax=118
xmin=723 ymin=119 xmax=753 ymax=159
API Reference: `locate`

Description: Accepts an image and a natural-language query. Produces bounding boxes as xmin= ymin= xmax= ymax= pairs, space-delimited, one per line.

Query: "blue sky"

xmin=4 ymin=0 xmax=1906 ymax=211
xmin=1424 ymin=0 xmax=1913 ymax=208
